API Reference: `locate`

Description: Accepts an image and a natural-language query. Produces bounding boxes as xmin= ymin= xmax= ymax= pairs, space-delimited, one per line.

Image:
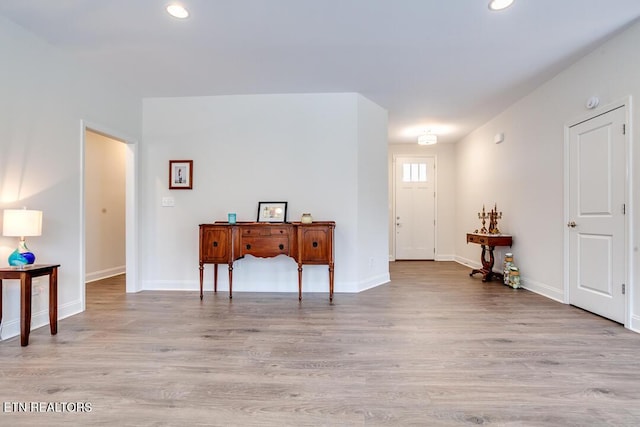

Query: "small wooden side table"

xmin=466 ymin=234 xmax=512 ymax=282
xmin=0 ymin=264 xmax=60 ymax=346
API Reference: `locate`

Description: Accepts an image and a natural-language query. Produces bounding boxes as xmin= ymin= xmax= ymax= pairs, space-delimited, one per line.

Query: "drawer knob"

xmin=213 ymin=241 xmax=218 ymax=247
xmin=246 ymin=244 xmax=251 ymax=250
xmin=312 ymin=241 xmax=318 ymax=248
xmin=279 ymin=244 xmax=284 ymax=250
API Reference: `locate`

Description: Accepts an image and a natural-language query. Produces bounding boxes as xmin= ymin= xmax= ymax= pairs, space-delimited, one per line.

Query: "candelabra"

xmin=488 ymin=203 xmax=502 ymax=234
xmin=477 ymin=205 xmax=488 ymax=234
xmin=476 ymin=203 xmax=503 ymax=234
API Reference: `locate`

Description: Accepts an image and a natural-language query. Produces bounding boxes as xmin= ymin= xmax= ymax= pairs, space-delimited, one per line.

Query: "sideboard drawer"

xmin=242 ymin=226 xmax=291 ymax=236
xmin=242 ymin=228 xmax=260 ymax=236
xmin=241 ymin=237 xmax=290 ymax=257
xmin=270 ymin=227 xmax=289 ymax=235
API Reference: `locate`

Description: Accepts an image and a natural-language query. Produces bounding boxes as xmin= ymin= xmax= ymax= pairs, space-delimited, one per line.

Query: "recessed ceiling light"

xmin=488 ymin=0 xmax=514 ymax=11
xmin=167 ymin=4 xmax=189 ymax=19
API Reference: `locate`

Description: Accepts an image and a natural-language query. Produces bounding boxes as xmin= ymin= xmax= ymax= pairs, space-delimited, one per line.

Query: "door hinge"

xmin=622 ymin=284 xmax=626 ymax=295
xmin=623 ymin=203 xmax=626 ymax=215
xmin=623 ymin=124 xmax=626 ymax=135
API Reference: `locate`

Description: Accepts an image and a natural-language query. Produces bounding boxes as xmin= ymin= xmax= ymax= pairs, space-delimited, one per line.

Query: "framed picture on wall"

xmin=169 ymin=160 xmax=193 ymax=189
xmin=257 ymin=201 xmax=288 ymax=223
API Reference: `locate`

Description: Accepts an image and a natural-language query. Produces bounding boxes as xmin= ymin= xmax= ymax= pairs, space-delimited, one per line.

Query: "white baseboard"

xmin=454 ymin=258 xmax=565 ymax=303
xmin=455 ymin=255 xmax=480 ymax=269
xmin=519 ymin=278 xmax=564 ymax=303
xmin=390 ymin=257 xmax=454 ymax=262
xmin=142 ymin=273 xmax=390 ymax=295
xmin=358 ymin=272 xmax=390 ymax=292
xmin=85 ymin=265 xmax=125 ymax=283
xmin=629 ymin=315 xmax=640 ymax=333
xmin=0 ymin=299 xmax=82 ymax=341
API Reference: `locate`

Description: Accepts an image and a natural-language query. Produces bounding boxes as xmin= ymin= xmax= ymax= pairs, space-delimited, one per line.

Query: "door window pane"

xmin=419 ymin=163 xmax=427 ymax=182
xmin=402 ymin=163 xmax=428 ymax=182
xmin=403 ymin=164 xmax=411 ymax=182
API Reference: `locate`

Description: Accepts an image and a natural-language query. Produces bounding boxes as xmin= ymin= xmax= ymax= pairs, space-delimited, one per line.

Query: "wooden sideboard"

xmin=466 ymin=233 xmax=513 ymax=282
xmin=199 ymin=222 xmax=335 ymax=301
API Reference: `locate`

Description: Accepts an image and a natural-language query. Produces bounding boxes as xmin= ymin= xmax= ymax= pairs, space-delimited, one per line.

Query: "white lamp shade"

xmin=2 ymin=209 xmax=43 ymax=237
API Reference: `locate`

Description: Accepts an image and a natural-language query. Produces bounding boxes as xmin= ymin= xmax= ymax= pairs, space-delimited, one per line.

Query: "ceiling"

xmin=1 ymin=1 xmax=640 ymax=144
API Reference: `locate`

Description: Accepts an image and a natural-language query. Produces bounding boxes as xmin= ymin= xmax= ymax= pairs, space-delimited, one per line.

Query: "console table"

xmin=466 ymin=233 xmax=512 ymax=282
xmin=0 ymin=264 xmax=59 ymax=346
xmin=199 ymin=222 xmax=335 ymax=301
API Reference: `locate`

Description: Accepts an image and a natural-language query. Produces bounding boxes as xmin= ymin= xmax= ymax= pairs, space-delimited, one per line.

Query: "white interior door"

xmin=568 ymin=106 xmax=626 ymax=323
xmin=395 ymin=156 xmax=435 ymax=260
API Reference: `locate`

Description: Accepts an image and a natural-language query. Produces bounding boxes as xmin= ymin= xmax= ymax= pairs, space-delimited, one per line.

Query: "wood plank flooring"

xmin=1 ymin=261 xmax=640 ymax=426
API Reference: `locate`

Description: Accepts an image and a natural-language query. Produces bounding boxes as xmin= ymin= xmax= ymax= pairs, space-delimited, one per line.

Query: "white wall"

xmin=455 ymin=20 xmax=640 ymax=330
xmin=388 ymin=143 xmax=457 ymax=261
xmin=140 ymin=93 xmax=389 ymax=295
xmin=0 ymin=16 xmax=141 ymax=340
xmin=85 ymin=131 xmax=127 ymax=282
xmin=357 ymin=96 xmax=390 ymax=289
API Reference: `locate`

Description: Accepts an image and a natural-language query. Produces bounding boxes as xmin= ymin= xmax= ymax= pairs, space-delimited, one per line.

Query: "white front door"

xmin=395 ymin=156 xmax=435 ymax=260
xmin=568 ymin=106 xmax=626 ymax=323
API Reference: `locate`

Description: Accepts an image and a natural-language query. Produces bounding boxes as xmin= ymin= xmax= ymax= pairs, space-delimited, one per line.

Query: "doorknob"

xmin=567 ymin=221 xmax=577 ymax=228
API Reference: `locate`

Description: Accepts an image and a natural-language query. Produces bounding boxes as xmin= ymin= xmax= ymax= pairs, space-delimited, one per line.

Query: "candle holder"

xmin=488 ymin=203 xmax=502 ymax=234
xmin=476 ymin=203 xmax=503 ymax=235
xmin=477 ymin=205 xmax=488 ymax=234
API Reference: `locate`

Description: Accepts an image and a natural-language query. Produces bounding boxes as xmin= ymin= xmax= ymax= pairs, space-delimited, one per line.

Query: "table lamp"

xmin=2 ymin=208 xmax=43 ymax=266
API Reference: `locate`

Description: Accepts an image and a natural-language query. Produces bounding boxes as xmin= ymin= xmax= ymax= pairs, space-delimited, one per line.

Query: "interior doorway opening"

xmin=81 ymin=122 xmax=138 ymax=311
xmin=84 ymin=129 xmax=126 ymax=286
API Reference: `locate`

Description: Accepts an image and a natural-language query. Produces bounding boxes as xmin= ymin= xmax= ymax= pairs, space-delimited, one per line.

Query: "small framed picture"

xmin=169 ymin=160 xmax=193 ymax=190
xmin=257 ymin=201 xmax=288 ymax=223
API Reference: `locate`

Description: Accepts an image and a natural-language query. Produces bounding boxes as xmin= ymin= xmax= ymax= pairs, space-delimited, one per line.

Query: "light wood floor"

xmin=2 ymin=261 xmax=640 ymax=426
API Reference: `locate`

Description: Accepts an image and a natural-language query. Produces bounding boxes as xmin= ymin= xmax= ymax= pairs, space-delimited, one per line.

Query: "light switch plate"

xmin=162 ymin=197 xmax=175 ymax=207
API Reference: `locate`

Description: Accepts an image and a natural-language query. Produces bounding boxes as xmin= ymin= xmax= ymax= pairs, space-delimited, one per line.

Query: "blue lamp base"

xmin=8 ymin=240 xmax=36 ymax=266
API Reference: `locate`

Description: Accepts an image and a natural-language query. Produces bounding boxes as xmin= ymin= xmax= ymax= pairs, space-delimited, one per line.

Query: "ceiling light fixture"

xmin=167 ymin=4 xmax=189 ymax=19
xmin=488 ymin=0 xmax=514 ymax=11
xmin=418 ymin=131 xmax=437 ymax=146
